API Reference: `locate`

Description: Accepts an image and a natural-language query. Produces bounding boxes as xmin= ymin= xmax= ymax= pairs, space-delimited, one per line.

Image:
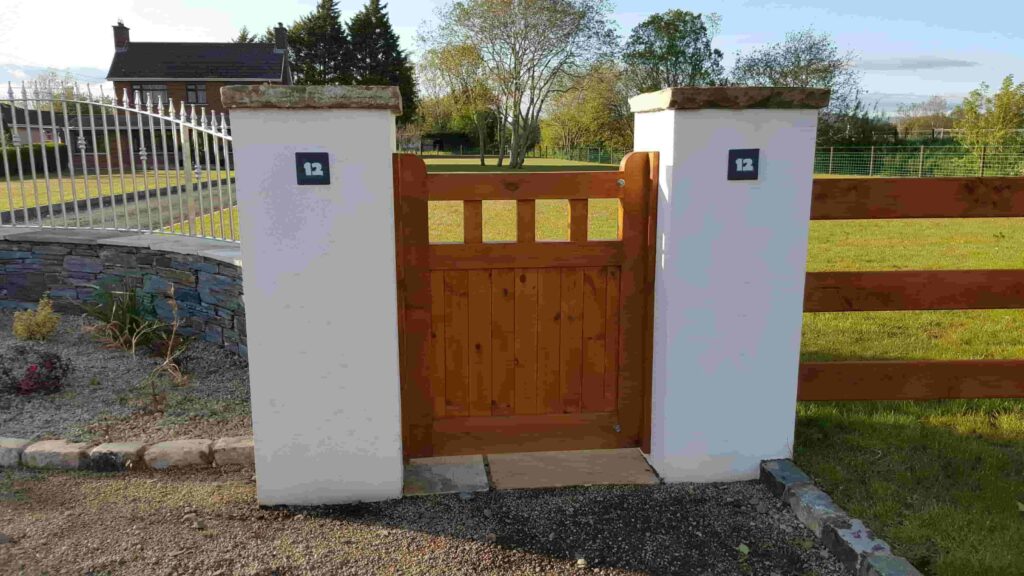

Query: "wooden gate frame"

xmin=393 ymin=152 xmax=659 ymax=458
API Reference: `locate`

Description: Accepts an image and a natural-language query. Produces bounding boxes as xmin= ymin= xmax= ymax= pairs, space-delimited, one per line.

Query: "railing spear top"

xmin=6 ymin=81 xmax=14 ymax=100
xmin=180 ymin=100 xmax=188 ymax=123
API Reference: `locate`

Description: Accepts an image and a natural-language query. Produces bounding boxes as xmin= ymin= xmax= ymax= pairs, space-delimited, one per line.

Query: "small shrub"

xmin=82 ymin=280 xmax=164 ymax=356
xmin=0 ymin=350 xmax=73 ymax=396
xmin=12 ymin=297 xmax=60 ymax=341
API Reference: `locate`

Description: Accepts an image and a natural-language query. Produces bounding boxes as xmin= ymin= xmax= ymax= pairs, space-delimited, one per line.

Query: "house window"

xmin=186 ymin=84 xmax=207 ymax=105
xmin=130 ymin=84 xmax=168 ymax=105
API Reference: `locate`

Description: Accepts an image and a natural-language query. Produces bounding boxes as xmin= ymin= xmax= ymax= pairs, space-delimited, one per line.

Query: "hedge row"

xmin=0 ymin=143 xmax=70 ymax=178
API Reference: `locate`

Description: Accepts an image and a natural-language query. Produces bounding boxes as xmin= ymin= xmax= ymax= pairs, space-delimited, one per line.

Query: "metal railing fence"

xmin=0 ymin=82 xmax=237 ymax=241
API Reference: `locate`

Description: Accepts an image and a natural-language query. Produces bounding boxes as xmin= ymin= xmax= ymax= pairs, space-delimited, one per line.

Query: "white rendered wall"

xmin=230 ymin=108 xmax=403 ymax=504
xmin=635 ymin=108 xmax=819 ymax=482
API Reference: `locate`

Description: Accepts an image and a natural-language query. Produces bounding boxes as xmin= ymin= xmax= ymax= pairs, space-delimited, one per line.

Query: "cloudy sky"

xmin=1 ymin=0 xmax=1020 ymax=113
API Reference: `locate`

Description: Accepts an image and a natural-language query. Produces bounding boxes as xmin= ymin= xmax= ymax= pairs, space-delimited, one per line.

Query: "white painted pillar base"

xmin=223 ymin=85 xmax=404 ymax=505
xmin=631 ymin=87 xmax=830 ymax=482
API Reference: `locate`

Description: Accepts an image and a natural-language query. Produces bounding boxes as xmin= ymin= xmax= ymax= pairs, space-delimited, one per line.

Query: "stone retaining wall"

xmin=0 ymin=228 xmax=246 ymax=356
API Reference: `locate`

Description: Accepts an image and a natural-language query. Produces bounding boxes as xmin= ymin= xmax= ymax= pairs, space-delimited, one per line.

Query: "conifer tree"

xmin=289 ymin=0 xmax=355 ymax=85
xmin=348 ymin=0 xmax=417 ymax=122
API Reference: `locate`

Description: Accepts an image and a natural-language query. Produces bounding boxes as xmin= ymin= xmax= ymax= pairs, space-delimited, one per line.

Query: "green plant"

xmin=0 ymin=349 xmax=73 ymax=395
xmin=12 ymin=296 xmax=60 ymax=341
xmin=134 ymin=289 xmax=190 ymax=414
xmin=82 ymin=280 xmax=164 ymax=356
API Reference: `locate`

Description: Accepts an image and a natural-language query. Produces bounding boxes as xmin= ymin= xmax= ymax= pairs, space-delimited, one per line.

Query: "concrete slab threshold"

xmin=405 ymin=448 xmax=661 ymax=495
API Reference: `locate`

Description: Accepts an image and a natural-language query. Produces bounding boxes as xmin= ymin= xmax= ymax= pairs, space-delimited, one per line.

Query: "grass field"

xmin=0 ymin=170 xmax=191 ymax=215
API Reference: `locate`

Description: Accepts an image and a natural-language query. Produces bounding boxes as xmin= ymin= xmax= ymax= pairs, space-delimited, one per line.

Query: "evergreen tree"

xmin=347 ymin=0 xmax=417 ymax=122
xmin=289 ymin=0 xmax=354 ymax=85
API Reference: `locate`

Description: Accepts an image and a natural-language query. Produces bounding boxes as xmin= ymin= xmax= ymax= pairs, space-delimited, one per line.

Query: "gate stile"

xmin=394 ymin=152 xmax=658 ymax=458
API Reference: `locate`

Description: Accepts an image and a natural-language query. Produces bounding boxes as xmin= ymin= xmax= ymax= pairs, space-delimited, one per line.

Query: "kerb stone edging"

xmin=0 ymin=435 xmax=255 ymax=473
xmin=760 ymin=459 xmax=923 ymax=576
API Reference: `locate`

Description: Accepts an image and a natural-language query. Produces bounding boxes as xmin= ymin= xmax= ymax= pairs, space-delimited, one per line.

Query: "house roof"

xmin=0 ymin=103 xmax=66 ymax=128
xmin=107 ymin=42 xmax=287 ymax=81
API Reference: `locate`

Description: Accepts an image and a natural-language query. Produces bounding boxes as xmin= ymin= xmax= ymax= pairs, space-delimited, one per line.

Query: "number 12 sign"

xmin=727 ymin=149 xmax=759 ymax=181
xmin=295 ymin=152 xmax=331 ymax=185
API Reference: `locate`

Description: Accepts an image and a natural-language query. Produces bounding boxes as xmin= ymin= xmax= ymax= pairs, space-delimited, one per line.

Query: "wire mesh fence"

xmin=814 ymin=146 xmax=1024 ymax=177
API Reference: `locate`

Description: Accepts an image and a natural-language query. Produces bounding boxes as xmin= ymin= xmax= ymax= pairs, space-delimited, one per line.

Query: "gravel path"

xmin=0 ymin=310 xmax=250 ymax=441
xmin=0 ymin=468 xmax=846 ymax=575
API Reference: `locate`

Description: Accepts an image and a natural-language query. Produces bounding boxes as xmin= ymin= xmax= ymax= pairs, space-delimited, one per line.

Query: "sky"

xmin=0 ymin=0 xmax=1021 ymax=114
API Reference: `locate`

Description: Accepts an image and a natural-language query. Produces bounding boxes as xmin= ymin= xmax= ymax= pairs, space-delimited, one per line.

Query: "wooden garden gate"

xmin=393 ymin=152 xmax=658 ymax=458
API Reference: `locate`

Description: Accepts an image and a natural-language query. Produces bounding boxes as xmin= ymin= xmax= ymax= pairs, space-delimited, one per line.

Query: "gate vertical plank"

xmin=537 ymin=269 xmax=563 ymax=414
xmin=444 ymin=271 xmax=470 ymax=417
xmin=559 ymin=268 xmax=585 ymax=413
xmin=429 ymin=271 xmax=447 ymax=417
xmin=581 ymin=267 xmax=607 ymax=412
xmin=395 ymin=154 xmax=433 ymax=458
xmin=641 ymin=152 xmax=660 ymax=452
xmin=569 ymin=199 xmax=588 ymax=242
xmin=467 ymin=270 xmax=492 ymax=416
xmin=464 ymin=200 xmax=483 ymax=244
xmin=616 ymin=152 xmax=653 ymax=447
xmin=603 ymin=266 xmax=621 ymax=412
xmin=491 ymin=270 xmax=517 ymax=415
xmin=517 ymin=200 xmax=536 ymax=243
xmin=514 ymin=269 xmax=539 ymax=414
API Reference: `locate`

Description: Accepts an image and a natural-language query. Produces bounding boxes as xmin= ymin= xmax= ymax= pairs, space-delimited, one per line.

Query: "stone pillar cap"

xmin=630 ymin=86 xmax=830 ymax=113
xmin=221 ymin=85 xmax=402 ymax=114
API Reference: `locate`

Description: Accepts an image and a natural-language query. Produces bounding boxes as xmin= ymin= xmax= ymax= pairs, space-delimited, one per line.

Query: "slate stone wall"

xmin=0 ymin=238 xmax=246 ymax=357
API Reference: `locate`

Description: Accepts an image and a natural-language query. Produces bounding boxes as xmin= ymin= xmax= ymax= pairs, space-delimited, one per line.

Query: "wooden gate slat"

xmin=799 ymin=360 xmax=1024 ymax=400
xmin=429 ymin=271 xmax=447 ymax=417
xmin=514 ymin=269 xmax=539 ymax=414
xmin=468 ymin=270 xmax=492 ymax=416
xmin=464 ymin=200 xmax=483 ymax=244
xmin=569 ymin=199 xmax=588 ymax=242
xmin=444 ymin=271 xmax=470 ymax=416
xmin=537 ymin=269 xmax=563 ymax=414
xmin=517 ymin=199 xmax=536 ymax=243
xmin=490 ymin=270 xmax=517 ymax=416
xmin=603 ymin=266 xmax=621 ymax=412
xmin=582 ymin=267 xmax=608 ymax=412
xmin=559 ymin=268 xmax=585 ymax=413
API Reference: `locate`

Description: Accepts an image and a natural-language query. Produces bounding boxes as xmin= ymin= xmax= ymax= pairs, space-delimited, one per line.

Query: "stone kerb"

xmin=0 ymin=228 xmax=247 ymax=356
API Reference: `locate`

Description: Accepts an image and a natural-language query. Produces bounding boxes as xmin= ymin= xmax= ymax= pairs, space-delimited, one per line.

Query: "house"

xmin=105 ymin=20 xmax=291 ymax=113
xmin=0 ymin=103 xmax=65 ymax=146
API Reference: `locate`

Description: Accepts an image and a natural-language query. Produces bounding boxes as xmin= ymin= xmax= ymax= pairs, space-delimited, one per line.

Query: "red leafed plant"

xmin=14 ymin=352 xmax=72 ymax=395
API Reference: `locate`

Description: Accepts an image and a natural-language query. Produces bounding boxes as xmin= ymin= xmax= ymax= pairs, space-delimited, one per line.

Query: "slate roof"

xmin=0 ymin=103 xmax=66 ymax=128
xmin=107 ymin=42 xmax=287 ymax=81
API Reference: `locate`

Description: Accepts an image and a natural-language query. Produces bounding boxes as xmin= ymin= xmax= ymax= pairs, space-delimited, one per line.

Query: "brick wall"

xmin=113 ymin=81 xmax=268 ymax=114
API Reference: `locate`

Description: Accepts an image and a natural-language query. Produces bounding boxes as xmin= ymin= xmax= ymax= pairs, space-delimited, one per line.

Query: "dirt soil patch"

xmin=0 ymin=468 xmax=845 ymax=575
xmin=0 ymin=311 xmax=251 ymax=443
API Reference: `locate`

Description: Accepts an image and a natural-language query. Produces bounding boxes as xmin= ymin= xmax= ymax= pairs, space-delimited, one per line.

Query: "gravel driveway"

xmin=0 ymin=468 xmax=846 ymax=575
xmin=0 ymin=310 xmax=251 ymax=442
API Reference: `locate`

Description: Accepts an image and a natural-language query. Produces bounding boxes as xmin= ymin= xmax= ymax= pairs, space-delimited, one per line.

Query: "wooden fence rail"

xmin=798 ymin=176 xmax=1024 ymax=401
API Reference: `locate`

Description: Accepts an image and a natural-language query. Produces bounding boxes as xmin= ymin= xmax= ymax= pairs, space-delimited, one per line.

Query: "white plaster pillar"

xmin=223 ymin=85 xmax=403 ymax=505
xmin=632 ymin=87 xmax=830 ymax=482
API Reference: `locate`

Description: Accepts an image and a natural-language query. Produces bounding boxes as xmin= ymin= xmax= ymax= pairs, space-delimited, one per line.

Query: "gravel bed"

xmin=0 ymin=468 xmax=846 ymax=575
xmin=0 ymin=310 xmax=250 ymax=441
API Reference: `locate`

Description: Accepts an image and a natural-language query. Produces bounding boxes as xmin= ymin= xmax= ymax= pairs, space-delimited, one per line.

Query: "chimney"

xmin=113 ymin=20 xmax=130 ymax=52
xmin=274 ymin=22 xmax=288 ymax=53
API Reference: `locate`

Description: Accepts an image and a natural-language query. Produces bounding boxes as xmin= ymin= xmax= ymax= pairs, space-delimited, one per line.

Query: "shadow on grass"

xmin=796 ymin=399 xmax=1024 ymax=576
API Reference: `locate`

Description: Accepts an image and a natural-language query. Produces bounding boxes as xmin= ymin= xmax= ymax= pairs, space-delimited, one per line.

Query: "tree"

xmin=420 ymin=44 xmax=495 ymax=164
xmin=731 ymin=29 xmax=860 ymax=116
xmin=953 ymin=75 xmax=1024 ymax=150
xmin=621 ymin=10 xmax=724 ymax=93
xmin=289 ymin=0 xmax=354 ymax=85
xmin=894 ymin=96 xmax=953 ymax=138
xmin=232 ymin=26 xmax=274 ymax=44
xmin=541 ymin=62 xmax=632 ymax=151
xmin=424 ymin=0 xmax=617 ymax=169
xmin=26 ymin=70 xmax=77 ymax=107
xmin=348 ymin=0 xmax=417 ymax=123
